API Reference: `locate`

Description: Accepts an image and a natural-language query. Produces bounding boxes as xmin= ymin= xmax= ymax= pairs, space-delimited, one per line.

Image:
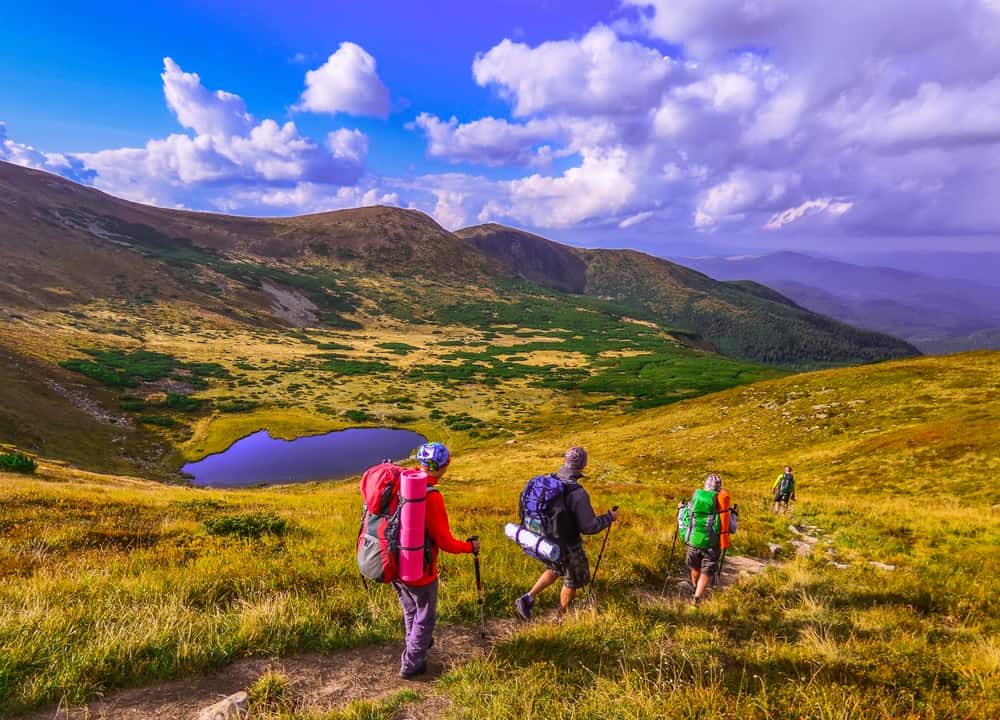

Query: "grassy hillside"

xmin=458 ymin=224 xmax=919 ymax=366
xmin=1 ymin=163 xmax=793 ymax=476
xmin=1 ymin=352 xmax=997 ymax=718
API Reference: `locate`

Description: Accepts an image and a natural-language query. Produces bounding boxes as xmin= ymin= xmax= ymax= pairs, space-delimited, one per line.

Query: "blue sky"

xmin=3 ymin=0 xmax=1000 ymax=255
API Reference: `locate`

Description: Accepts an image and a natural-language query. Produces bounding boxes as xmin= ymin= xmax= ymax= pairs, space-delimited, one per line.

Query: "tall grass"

xmin=1 ymin=352 xmax=998 ymax=717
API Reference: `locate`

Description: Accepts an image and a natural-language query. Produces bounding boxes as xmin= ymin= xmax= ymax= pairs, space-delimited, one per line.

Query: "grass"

xmin=0 ymin=352 xmax=997 ymax=717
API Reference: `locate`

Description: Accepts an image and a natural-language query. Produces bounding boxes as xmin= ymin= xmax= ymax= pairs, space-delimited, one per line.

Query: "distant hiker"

xmin=772 ymin=466 xmax=796 ymax=514
xmin=677 ymin=473 xmax=732 ymax=606
xmin=356 ymin=442 xmax=479 ymax=679
xmin=514 ymin=446 xmax=618 ymax=620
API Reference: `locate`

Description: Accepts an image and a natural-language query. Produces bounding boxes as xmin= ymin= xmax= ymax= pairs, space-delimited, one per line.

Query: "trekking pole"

xmin=714 ymin=549 xmax=727 ymax=588
xmin=587 ymin=506 xmax=618 ymax=606
xmin=661 ymin=528 xmax=679 ymax=596
xmin=468 ymin=535 xmax=486 ymax=639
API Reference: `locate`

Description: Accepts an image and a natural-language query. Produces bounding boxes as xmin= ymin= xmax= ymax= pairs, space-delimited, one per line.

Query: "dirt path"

xmin=25 ymin=549 xmax=800 ymax=720
xmin=27 ymin=621 xmax=519 ymax=720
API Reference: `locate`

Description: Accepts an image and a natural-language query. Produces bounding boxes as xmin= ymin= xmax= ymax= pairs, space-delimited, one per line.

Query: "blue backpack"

xmin=519 ymin=475 xmax=578 ymax=541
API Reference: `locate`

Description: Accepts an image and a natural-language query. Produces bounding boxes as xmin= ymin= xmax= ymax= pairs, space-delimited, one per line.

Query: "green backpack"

xmin=678 ymin=489 xmax=721 ymax=549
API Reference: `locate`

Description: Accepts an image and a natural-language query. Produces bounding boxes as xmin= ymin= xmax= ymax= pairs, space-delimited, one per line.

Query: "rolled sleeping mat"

xmin=399 ymin=469 xmax=428 ymax=582
xmin=504 ymin=522 xmax=561 ymax=562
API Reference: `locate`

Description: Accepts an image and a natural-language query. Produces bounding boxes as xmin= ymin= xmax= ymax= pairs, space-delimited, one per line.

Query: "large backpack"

xmin=356 ymin=463 xmax=436 ymax=583
xmin=678 ymin=488 xmax=722 ymax=549
xmin=778 ymin=473 xmax=794 ymax=495
xmin=519 ymin=475 xmax=578 ymax=542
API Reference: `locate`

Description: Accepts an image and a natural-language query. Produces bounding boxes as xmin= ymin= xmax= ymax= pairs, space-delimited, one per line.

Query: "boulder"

xmin=197 ymin=692 xmax=248 ymax=720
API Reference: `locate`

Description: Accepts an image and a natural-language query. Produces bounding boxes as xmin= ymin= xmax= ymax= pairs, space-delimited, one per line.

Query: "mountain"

xmin=678 ymin=251 xmax=1000 ymax=353
xmin=849 ymin=250 xmax=1000 ymax=288
xmin=0 ymin=161 xmax=917 ymax=475
xmin=458 ymin=224 xmax=918 ymax=364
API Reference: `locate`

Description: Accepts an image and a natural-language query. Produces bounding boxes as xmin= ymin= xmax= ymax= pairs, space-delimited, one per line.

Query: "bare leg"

xmin=558 ymin=585 xmax=577 ymax=613
xmin=693 ymin=571 xmax=712 ymax=600
xmin=528 ymin=569 xmax=559 ymax=599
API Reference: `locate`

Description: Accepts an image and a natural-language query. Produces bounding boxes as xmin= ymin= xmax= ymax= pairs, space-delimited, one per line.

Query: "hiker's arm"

xmin=570 ymin=488 xmax=613 ymax=535
xmin=425 ymin=492 xmax=475 ymax=554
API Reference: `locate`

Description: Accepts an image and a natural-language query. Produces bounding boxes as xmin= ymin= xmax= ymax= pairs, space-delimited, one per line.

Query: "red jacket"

xmin=402 ymin=470 xmax=474 ymax=586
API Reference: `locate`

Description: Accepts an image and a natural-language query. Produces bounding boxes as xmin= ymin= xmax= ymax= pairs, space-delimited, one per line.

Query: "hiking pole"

xmin=468 ymin=535 xmax=486 ymax=639
xmin=714 ymin=549 xmax=727 ymax=588
xmin=587 ymin=506 xmax=618 ymax=606
xmin=661 ymin=528 xmax=679 ymax=596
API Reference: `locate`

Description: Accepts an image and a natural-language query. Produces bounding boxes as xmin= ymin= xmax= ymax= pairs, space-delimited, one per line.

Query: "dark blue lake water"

xmin=181 ymin=427 xmax=427 ymax=488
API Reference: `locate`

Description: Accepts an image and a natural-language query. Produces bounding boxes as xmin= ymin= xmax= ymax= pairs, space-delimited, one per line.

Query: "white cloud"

xmin=412 ymin=113 xmax=563 ymax=166
xmin=162 ymin=57 xmax=253 ymax=137
xmin=695 ymin=170 xmax=798 ymax=229
xmin=486 ymin=147 xmax=639 ymax=228
xmin=765 ymin=198 xmax=852 ymax=230
xmin=473 ymin=25 xmax=679 ymax=116
xmin=298 ymin=42 xmax=390 ymax=118
xmin=619 ymin=210 xmax=654 ymax=229
xmin=26 ymin=58 xmax=373 ymax=213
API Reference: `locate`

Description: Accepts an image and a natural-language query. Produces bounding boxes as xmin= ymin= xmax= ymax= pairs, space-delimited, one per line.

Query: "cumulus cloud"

xmin=473 ymin=25 xmax=681 ymax=117
xmin=410 ymin=2 xmax=1000 ymax=241
xmin=412 ymin=114 xmax=563 ymax=166
xmin=0 ymin=121 xmax=95 ymax=183
xmin=298 ymin=42 xmax=390 ymax=118
xmin=4 ymin=59 xmax=376 ymax=214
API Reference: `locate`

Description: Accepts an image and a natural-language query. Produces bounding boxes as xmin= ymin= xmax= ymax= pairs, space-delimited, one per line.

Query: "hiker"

xmin=772 ymin=465 xmax=796 ymax=514
xmin=385 ymin=442 xmax=479 ymax=679
xmin=677 ymin=473 xmax=731 ymax=606
xmin=514 ymin=446 xmax=618 ymax=620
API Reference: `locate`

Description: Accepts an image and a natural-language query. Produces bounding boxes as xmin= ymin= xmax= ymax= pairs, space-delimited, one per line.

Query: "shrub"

xmin=203 ymin=512 xmax=289 ymax=538
xmin=0 ymin=452 xmax=36 ymax=474
xmin=139 ymin=415 xmax=177 ymax=427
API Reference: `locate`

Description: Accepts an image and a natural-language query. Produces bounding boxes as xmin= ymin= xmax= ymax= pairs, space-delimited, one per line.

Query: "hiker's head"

xmin=564 ymin=446 xmax=588 ymax=473
xmin=704 ymin=473 xmax=722 ymax=492
xmin=785 ymin=465 xmax=792 ymax=473
xmin=416 ymin=442 xmax=450 ymax=476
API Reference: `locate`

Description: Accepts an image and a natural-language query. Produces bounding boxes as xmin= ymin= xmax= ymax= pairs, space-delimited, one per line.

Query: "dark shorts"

xmin=543 ymin=543 xmax=590 ymax=589
xmin=774 ymin=492 xmax=791 ymax=503
xmin=686 ymin=546 xmax=720 ymax=575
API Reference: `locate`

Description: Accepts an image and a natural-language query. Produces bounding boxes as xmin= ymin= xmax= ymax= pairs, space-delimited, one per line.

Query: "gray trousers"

xmin=392 ymin=578 xmax=438 ymax=674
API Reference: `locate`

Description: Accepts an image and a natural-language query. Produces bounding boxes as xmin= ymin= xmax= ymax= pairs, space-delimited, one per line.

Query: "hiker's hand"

xmin=677 ymin=500 xmax=685 ymax=509
xmin=469 ymin=538 xmax=481 ymax=554
xmin=609 ymin=508 xmax=619 ymax=522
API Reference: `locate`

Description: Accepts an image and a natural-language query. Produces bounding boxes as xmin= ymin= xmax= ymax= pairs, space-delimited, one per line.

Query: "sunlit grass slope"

xmin=1 ymin=351 xmax=997 ymax=718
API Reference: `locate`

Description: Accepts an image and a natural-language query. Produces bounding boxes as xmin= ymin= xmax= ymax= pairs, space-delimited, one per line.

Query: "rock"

xmin=768 ymin=542 xmax=783 ymax=558
xmin=791 ymin=540 xmax=813 ymax=556
xmin=868 ymin=561 xmax=896 ymax=571
xmin=829 ymin=561 xmax=851 ymax=569
xmin=197 ymin=692 xmax=249 ymax=720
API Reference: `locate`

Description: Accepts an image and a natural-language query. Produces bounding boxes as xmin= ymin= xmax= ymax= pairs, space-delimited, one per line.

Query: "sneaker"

xmin=692 ymin=595 xmax=702 ymax=607
xmin=515 ymin=593 xmax=534 ymax=620
xmin=400 ymin=662 xmax=427 ymax=680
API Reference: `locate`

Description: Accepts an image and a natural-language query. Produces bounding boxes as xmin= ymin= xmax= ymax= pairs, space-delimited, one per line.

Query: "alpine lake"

xmin=180 ymin=427 xmax=427 ymax=487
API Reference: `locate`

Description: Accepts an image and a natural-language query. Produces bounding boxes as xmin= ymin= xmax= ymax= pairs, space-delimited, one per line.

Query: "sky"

xmin=3 ymin=0 xmax=1000 ymax=257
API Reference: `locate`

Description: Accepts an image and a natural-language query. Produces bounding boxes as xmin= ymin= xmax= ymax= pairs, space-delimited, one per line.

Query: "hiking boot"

xmin=692 ymin=595 xmax=702 ymax=607
xmin=400 ymin=662 xmax=427 ymax=680
xmin=515 ymin=593 xmax=534 ymax=621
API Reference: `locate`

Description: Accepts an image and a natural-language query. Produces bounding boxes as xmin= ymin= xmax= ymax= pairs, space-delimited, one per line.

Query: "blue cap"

xmin=416 ymin=442 xmax=450 ymax=471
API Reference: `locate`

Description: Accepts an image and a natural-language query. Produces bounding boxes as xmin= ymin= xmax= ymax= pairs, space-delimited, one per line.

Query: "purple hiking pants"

xmin=392 ymin=578 xmax=438 ymax=674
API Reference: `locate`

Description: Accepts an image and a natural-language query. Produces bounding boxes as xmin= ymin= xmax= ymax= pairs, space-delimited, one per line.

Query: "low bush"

xmin=0 ymin=452 xmax=36 ymax=474
xmin=203 ymin=512 xmax=289 ymax=538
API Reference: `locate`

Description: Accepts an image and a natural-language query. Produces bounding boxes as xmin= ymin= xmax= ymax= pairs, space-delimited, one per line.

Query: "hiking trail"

xmin=28 ymin=523 xmax=844 ymax=720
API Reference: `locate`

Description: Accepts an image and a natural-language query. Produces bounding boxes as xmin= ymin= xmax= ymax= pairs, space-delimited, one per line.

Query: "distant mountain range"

xmin=0 ymin=160 xmax=915 ymax=367
xmin=676 ymin=251 xmax=1000 ymax=353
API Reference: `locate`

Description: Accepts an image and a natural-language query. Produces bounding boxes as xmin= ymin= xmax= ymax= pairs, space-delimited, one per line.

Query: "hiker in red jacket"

xmin=394 ymin=442 xmax=479 ymax=679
